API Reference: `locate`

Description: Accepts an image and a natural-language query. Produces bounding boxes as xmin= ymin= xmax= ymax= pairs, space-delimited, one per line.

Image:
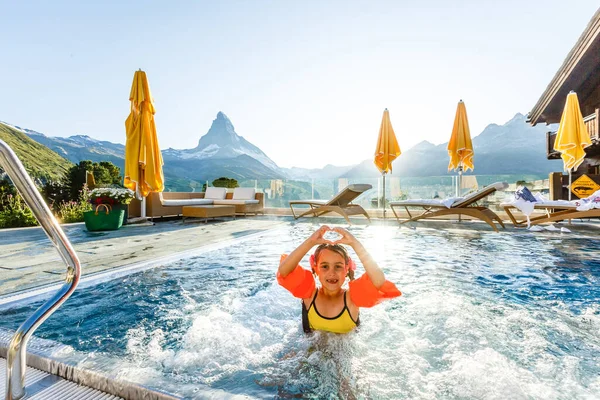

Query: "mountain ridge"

xmin=2 ymin=111 xmax=563 ymax=190
xmin=340 ymin=113 xmax=562 ymax=178
xmin=0 ymin=122 xmax=72 ymax=181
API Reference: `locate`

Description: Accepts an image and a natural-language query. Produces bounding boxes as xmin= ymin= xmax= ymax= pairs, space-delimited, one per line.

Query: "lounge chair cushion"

xmin=233 ymin=187 xmax=256 ymax=200
xmin=161 ymin=198 xmax=213 ymax=206
xmin=389 ymin=182 xmax=508 ymax=210
xmin=205 ymin=187 xmax=227 ymax=200
xmin=390 ymin=197 xmax=463 ymax=209
xmin=213 ymin=199 xmax=260 ymax=205
xmin=289 ymin=199 xmax=328 ymax=205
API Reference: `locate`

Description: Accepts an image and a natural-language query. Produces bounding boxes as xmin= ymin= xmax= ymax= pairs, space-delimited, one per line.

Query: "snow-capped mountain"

xmin=11 ymin=112 xmax=286 ymax=190
xmin=341 ymin=113 xmax=562 ymax=178
xmin=163 ymin=112 xmax=281 ymax=173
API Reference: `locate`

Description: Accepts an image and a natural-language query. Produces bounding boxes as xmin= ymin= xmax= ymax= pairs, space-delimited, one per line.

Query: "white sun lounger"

xmin=389 ymin=182 xmax=508 ymax=232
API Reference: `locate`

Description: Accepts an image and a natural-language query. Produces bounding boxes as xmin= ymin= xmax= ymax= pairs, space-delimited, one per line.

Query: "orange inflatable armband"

xmin=349 ymin=273 xmax=401 ymax=308
xmin=277 ymin=254 xmax=315 ymax=299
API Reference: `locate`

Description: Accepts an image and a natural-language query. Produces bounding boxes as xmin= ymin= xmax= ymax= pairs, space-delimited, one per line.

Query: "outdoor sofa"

xmin=142 ymin=187 xmax=264 ymax=219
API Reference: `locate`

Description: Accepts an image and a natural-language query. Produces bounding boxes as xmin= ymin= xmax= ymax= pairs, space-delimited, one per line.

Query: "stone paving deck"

xmin=0 ymin=216 xmax=288 ymax=297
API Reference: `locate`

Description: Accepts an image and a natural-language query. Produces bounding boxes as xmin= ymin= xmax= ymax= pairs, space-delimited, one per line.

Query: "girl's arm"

xmin=278 ymin=225 xmax=331 ymax=277
xmin=332 ymin=227 xmax=385 ymax=288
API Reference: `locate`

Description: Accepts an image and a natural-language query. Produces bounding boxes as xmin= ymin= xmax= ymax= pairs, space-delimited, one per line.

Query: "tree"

xmin=66 ymin=161 xmax=123 ymax=201
xmin=97 ymin=161 xmax=122 ymax=184
xmin=212 ymin=177 xmax=239 ymax=188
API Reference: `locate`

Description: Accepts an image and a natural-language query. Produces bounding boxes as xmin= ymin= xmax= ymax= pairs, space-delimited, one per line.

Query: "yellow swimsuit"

xmin=302 ymin=290 xmax=359 ymax=334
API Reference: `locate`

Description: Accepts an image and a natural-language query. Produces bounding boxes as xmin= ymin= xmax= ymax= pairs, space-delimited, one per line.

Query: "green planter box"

xmin=111 ymin=203 xmax=128 ymax=225
xmin=84 ymin=205 xmax=124 ymax=231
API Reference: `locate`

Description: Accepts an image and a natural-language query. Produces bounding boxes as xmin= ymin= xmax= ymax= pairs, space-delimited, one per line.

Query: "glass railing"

xmin=237 ymin=174 xmax=550 ymax=212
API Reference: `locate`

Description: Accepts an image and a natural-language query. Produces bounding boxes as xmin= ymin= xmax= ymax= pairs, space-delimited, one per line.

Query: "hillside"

xmin=0 ymin=122 xmax=72 ymax=181
xmin=23 ymin=129 xmax=126 ymax=172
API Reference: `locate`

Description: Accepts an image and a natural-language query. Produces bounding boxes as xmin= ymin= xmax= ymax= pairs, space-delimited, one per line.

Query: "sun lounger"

xmin=289 ymin=184 xmax=372 ymax=224
xmin=501 ymin=197 xmax=600 ymax=227
xmin=389 ymin=182 xmax=508 ymax=232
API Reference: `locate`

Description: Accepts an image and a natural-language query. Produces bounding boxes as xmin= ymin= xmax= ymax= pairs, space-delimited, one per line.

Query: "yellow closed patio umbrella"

xmin=124 ymin=70 xmax=164 ymax=218
xmin=554 ymin=91 xmax=591 ymax=200
xmin=374 ymin=108 xmax=401 ymax=219
xmin=447 ymin=100 xmax=474 ymax=196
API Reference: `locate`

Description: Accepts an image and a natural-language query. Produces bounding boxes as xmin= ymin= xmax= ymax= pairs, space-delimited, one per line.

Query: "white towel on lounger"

xmin=572 ymin=189 xmax=600 ymax=211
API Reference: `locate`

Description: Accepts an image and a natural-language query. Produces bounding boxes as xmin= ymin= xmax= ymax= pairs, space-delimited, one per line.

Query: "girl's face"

xmin=315 ymin=249 xmax=347 ymax=291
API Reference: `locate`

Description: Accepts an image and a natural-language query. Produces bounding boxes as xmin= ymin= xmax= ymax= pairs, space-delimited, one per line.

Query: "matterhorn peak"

xmin=184 ymin=112 xmax=280 ymax=172
xmin=196 ymin=111 xmax=239 ymax=149
xmin=214 ymin=111 xmax=233 ymax=127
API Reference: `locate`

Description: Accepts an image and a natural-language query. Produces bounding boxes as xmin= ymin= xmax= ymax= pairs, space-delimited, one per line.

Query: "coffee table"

xmin=182 ymin=205 xmax=236 ymax=223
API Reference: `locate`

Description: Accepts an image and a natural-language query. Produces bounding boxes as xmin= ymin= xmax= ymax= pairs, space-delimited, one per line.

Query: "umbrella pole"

xmin=382 ymin=173 xmax=386 ymax=220
xmin=458 ymin=165 xmax=463 ymax=197
xmin=458 ymin=165 xmax=463 ymax=222
xmin=568 ymin=170 xmax=572 ymax=201
xmin=141 ymin=196 xmax=147 ymax=218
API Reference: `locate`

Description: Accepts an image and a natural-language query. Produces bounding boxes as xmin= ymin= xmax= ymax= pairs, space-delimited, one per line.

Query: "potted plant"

xmin=88 ymin=187 xmax=135 ymax=227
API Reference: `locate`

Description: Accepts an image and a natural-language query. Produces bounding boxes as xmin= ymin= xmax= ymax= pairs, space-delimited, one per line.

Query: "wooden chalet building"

xmin=528 ymin=8 xmax=600 ymax=200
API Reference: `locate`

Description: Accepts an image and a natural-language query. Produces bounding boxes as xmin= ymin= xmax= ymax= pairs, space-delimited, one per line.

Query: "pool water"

xmin=1 ymin=224 xmax=599 ymax=399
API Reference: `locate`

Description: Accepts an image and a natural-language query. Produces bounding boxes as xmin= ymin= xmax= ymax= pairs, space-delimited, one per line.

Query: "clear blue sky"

xmin=1 ymin=1 xmax=598 ymax=168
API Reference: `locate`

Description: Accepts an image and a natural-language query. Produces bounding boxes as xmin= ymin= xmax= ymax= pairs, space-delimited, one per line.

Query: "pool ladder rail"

xmin=0 ymin=139 xmax=81 ymax=400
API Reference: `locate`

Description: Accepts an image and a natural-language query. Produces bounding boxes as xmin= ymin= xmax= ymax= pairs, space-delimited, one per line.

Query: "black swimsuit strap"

xmin=345 ymin=290 xmax=360 ymax=326
xmin=302 ymin=290 xmax=318 ymax=334
xmin=311 ymin=290 xmax=318 ymax=308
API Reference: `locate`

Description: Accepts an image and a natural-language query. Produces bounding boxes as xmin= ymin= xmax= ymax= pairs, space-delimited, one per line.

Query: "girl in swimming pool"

xmin=278 ymin=226 xmax=401 ymax=333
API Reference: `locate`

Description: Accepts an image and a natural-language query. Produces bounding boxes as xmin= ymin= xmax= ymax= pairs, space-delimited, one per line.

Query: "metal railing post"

xmin=0 ymin=139 xmax=81 ymax=400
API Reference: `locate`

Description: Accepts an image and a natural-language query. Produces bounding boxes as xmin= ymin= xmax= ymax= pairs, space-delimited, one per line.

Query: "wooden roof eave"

xmin=528 ymin=8 xmax=600 ymax=126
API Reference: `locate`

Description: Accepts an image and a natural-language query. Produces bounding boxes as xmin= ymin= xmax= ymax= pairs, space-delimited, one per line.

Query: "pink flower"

xmin=347 ymin=257 xmax=357 ymax=271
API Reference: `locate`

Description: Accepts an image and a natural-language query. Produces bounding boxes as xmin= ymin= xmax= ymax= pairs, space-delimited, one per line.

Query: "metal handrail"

xmin=0 ymin=139 xmax=81 ymax=400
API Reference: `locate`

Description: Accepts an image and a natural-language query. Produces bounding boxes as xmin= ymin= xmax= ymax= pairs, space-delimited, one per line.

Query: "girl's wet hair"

xmin=312 ymin=243 xmax=355 ymax=281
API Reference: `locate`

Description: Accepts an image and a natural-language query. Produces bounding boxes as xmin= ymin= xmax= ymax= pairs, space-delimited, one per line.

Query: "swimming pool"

xmin=1 ymin=224 xmax=599 ymax=399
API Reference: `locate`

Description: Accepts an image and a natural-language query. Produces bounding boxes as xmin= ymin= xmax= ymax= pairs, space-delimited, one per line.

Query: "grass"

xmin=0 ymin=122 xmax=72 ymax=181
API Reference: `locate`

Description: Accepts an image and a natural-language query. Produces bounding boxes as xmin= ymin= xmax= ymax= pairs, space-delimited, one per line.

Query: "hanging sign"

xmin=570 ymin=174 xmax=600 ymax=198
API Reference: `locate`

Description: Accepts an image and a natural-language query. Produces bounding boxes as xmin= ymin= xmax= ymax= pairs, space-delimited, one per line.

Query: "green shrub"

xmin=212 ymin=177 xmax=239 ymax=188
xmin=55 ymin=186 xmax=92 ymax=223
xmin=0 ymin=179 xmax=17 ymax=212
xmin=42 ymin=179 xmax=70 ymax=207
xmin=0 ymin=193 xmax=38 ymax=228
